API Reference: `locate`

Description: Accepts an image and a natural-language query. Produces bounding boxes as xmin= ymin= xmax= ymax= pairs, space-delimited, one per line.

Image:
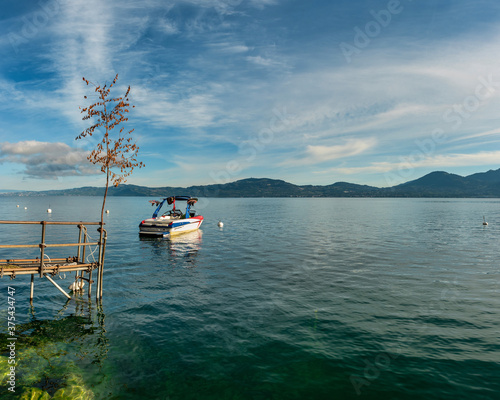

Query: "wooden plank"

xmin=0 ymin=220 xmax=102 ymax=225
xmin=0 ymin=258 xmax=69 ymax=263
xmin=0 ymin=244 xmax=42 ymax=249
xmin=1 ymin=265 xmax=95 ymax=276
xmin=44 ymin=242 xmax=100 ymax=248
xmin=0 ymin=242 xmax=99 ymax=249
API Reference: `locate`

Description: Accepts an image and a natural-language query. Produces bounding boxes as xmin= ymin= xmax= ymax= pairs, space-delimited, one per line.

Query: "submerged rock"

xmin=0 ymin=356 xmax=10 ymax=385
xmin=50 ymin=372 xmax=95 ymax=400
xmin=52 ymin=385 xmax=95 ymax=400
xmin=16 ymin=347 xmax=51 ymax=386
xmin=18 ymin=387 xmax=51 ymax=400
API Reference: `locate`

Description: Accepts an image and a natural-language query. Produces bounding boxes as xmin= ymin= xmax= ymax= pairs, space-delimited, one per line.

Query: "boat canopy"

xmin=151 ymin=196 xmax=198 ymax=218
xmin=169 ymin=195 xmax=196 ymax=202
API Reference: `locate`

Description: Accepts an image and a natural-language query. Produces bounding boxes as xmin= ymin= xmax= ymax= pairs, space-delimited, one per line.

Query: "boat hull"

xmin=139 ymin=216 xmax=203 ymax=237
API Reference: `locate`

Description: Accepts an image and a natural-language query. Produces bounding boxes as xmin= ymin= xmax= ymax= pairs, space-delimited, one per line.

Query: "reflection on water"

xmin=0 ymin=301 xmax=108 ymax=399
xmin=169 ymin=230 xmax=202 ymax=258
xmin=139 ymin=229 xmax=203 ymax=267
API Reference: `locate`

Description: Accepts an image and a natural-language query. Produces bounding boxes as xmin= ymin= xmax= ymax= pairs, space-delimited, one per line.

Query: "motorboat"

xmin=139 ymin=196 xmax=203 ymax=237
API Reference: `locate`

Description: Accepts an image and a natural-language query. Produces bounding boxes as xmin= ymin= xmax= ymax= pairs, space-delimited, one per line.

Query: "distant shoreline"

xmin=1 ymin=168 xmax=500 ymax=198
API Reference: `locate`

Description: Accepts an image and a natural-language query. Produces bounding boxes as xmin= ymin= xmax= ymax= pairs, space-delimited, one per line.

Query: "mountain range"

xmin=2 ymin=168 xmax=500 ymax=198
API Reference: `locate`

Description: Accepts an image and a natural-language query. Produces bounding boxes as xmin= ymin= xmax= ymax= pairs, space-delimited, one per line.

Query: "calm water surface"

xmin=0 ymin=197 xmax=499 ymax=399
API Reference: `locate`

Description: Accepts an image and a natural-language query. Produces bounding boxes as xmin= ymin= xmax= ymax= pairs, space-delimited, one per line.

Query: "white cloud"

xmin=246 ymin=55 xmax=283 ymax=67
xmin=249 ymin=0 xmax=279 ymax=9
xmin=328 ymin=151 xmax=500 ymax=176
xmin=209 ymin=42 xmax=250 ymax=53
xmin=282 ymin=138 xmax=377 ymax=167
xmin=132 ymin=85 xmax=222 ymax=129
xmin=160 ymin=19 xmax=179 ymax=35
xmin=0 ymin=140 xmax=97 ymax=179
xmin=450 ymin=128 xmax=500 ymax=143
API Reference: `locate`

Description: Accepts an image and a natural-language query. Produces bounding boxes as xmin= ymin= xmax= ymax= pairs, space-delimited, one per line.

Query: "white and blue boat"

xmin=139 ymin=196 xmax=204 ymax=237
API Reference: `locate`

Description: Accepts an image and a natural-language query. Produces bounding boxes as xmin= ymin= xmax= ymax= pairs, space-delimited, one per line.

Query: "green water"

xmin=1 ymin=197 xmax=499 ymax=399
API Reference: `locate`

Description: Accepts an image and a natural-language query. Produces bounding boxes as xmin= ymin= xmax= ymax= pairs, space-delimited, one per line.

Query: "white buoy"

xmin=218 ymin=221 xmax=224 ymax=228
xmin=483 ymin=216 xmax=488 ymax=226
xmin=24 ymin=207 xmax=27 ymax=210
xmin=106 ymin=210 xmax=110 ymax=214
xmin=69 ymin=281 xmax=85 ymax=291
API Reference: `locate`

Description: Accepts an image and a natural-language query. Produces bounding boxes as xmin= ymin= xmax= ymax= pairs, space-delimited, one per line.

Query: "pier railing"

xmin=0 ymin=220 xmax=107 ymax=302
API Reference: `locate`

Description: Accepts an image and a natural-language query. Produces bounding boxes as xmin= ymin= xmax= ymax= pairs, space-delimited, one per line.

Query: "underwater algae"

xmin=2 ymin=313 xmax=104 ymax=399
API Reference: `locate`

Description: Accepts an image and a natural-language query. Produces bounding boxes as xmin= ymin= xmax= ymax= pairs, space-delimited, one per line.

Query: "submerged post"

xmin=44 ymin=274 xmax=72 ymax=300
xmin=98 ymin=228 xmax=107 ymax=299
xmin=88 ymin=269 xmax=93 ymax=299
xmin=96 ymin=226 xmax=107 ymax=301
xmin=30 ymin=274 xmax=34 ymax=304
xmin=96 ymin=226 xmax=102 ymax=302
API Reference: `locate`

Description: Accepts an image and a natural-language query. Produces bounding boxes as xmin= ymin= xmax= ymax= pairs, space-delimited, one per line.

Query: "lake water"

xmin=0 ymin=196 xmax=499 ymax=399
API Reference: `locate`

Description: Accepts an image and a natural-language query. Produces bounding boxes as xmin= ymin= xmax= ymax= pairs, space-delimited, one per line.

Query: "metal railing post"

xmin=39 ymin=221 xmax=46 ymax=278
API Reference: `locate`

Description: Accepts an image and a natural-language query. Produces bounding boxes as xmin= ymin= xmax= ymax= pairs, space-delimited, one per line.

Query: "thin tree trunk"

xmin=97 ymin=115 xmax=110 ymax=300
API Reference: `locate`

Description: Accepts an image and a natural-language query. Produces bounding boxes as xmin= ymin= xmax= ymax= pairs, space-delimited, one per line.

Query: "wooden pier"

xmin=0 ymin=220 xmax=107 ymax=302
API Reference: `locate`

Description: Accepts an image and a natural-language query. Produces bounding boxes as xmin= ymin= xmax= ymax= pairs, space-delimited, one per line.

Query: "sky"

xmin=1 ymin=0 xmax=500 ymax=191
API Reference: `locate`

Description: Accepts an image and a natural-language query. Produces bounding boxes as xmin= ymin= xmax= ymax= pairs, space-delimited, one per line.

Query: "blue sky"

xmin=1 ymin=0 xmax=500 ymax=191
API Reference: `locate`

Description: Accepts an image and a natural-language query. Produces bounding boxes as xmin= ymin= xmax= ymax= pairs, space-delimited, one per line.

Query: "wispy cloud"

xmin=159 ymin=18 xmax=180 ymax=35
xmin=132 ymin=84 xmax=223 ymax=129
xmin=282 ymin=138 xmax=377 ymax=167
xmin=246 ymin=55 xmax=283 ymax=67
xmin=328 ymin=150 xmax=500 ymax=176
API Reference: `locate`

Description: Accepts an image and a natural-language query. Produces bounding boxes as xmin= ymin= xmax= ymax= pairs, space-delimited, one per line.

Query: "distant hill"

xmin=466 ymin=168 xmax=500 ymax=183
xmin=383 ymin=170 xmax=500 ymax=197
xmin=2 ymin=168 xmax=500 ymax=198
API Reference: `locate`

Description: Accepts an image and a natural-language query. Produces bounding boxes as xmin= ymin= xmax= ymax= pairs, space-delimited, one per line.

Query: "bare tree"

xmin=76 ymin=74 xmax=144 ymax=224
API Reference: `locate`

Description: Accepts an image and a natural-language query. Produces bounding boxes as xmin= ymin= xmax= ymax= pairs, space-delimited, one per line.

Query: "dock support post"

xmin=96 ymin=226 xmax=102 ymax=302
xmin=88 ymin=269 xmax=93 ymax=299
xmin=96 ymin=226 xmax=107 ymax=301
xmin=95 ymin=266 xmax=100 ymax=302
xmin=81 ymin=226 xmax=87 ymax=265
xmin=30 ymin=274 xmax=34 ymax=304
xmin=39 ymin=221 xmax=47 ymax=278
xmin=99 ymin=229 xmax=107 ymax=300
xmin=44 ymin=274 xmax=72 ymax=300
xmin=77 ymin=224 xmax=83 ymax=261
